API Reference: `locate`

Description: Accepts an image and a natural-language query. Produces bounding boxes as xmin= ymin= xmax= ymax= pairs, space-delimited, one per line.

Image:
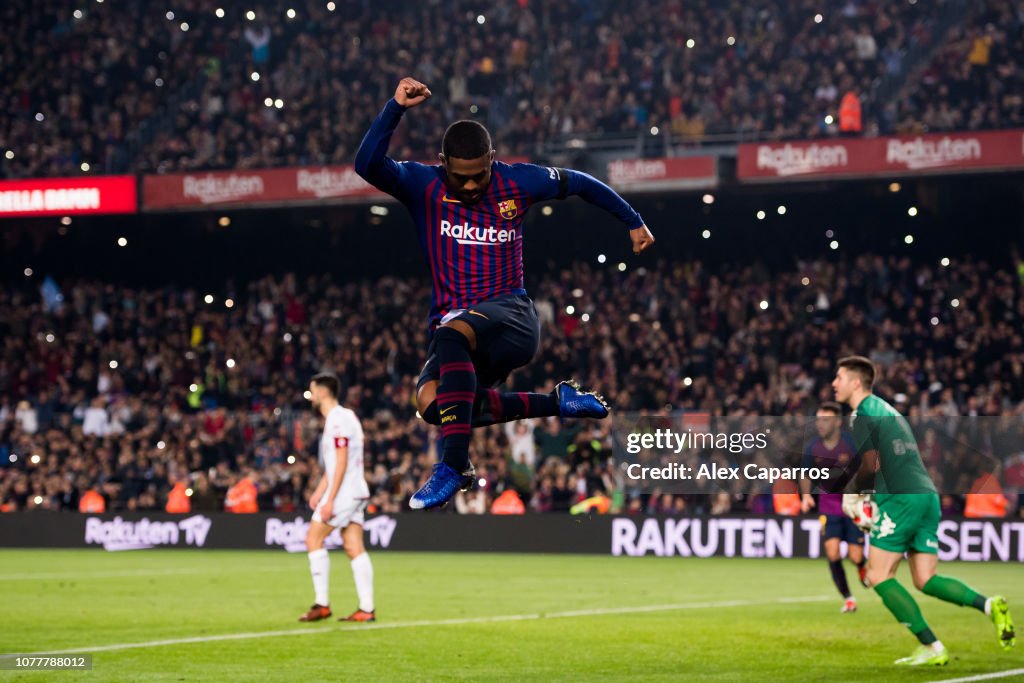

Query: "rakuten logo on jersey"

xmin=886 ymin=136 xmax=981 ymax=170
xmin=756 ymin=143 xmax=849 ymax=176
xmin=440 ymin=220 xmax=518 ymax=246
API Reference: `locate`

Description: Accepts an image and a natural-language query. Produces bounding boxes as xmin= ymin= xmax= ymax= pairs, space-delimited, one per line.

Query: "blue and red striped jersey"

xmin=355 ymin=99 xmax=645 ymax=328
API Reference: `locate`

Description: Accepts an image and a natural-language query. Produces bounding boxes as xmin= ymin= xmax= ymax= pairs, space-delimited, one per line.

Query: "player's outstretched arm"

xmin=523 ymin=165 xmax=655 ymax=254
xmin=353 ymin=77 xmax=432 ymax=195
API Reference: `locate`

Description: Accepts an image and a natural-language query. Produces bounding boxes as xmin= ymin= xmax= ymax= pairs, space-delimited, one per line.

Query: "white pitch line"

xmin=928 ymin=669 xmax=1024 ymax=683
xmin=0 ymin=594 xmax=834 ymax=657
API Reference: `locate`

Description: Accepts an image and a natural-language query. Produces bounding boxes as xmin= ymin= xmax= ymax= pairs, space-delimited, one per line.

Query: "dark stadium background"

xmin=3 ymin=174 xmax=1022 ymax=286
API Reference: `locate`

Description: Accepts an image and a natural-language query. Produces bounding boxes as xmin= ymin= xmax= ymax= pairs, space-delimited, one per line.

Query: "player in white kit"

xmin=298 ymin=372 xmax=376 ymax=623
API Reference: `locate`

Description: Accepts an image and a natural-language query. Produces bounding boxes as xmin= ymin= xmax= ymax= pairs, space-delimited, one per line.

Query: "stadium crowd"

xmin=2 ymin=0 xmax=1022 ymax=178
xmin=1 ymin=252 xmax=1023 ymax=517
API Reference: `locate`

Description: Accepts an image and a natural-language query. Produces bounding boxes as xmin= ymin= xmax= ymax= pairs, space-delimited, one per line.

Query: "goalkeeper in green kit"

xmin=832 ymin=356 xmax=1016 ymax=666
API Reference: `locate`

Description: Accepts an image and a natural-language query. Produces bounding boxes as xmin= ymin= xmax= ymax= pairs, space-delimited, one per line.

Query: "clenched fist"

xmin=630 ymin=225 xmax=655 ymax=254
xmin=395 ymin=77 xmax=432 ymax=108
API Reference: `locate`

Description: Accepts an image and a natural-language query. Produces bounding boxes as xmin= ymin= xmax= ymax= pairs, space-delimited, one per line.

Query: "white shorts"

xmin=311 ymin=496 xmax=368 ymax=529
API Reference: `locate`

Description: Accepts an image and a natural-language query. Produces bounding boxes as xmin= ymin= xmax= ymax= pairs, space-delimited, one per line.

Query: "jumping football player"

xmin=833 ymin=356 xmax=1015 ymax=665
xmin=799 ymin=402 xmax=866 ymax=613
xmin=355 ymin=77 xmax=655 ymax=510
xmin=299 ymin=372 xmax=376 ymax=623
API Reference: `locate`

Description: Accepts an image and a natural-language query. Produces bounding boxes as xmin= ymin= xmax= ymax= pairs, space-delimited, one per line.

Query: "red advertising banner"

xmin=737 ymin=129 xmax=1024 ymax=181
xmin=0 ymin=175 xmax=137 ymax=217
xmin=607 ymin=156 xmax=717 ymax=192
xmin=143 ymin=158 xmax=533 ymax=211
xmin=143 ymin=166 xmax=386 ymax=210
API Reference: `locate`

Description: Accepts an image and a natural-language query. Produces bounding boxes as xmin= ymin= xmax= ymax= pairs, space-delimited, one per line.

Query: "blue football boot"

xmin=409 ymin=462 xmax=476 ymax=510
xmin=555 ymin=380 xmax=610 ymax=419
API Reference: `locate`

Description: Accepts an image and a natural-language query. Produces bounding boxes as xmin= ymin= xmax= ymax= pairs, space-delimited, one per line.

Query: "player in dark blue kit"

xmin=799 ymin=402 xmax=868 ymax=612
xmin=355 ymin=77 xmax=655 ymax=510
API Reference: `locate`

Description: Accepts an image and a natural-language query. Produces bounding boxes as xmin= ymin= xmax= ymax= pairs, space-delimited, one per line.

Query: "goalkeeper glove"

xmin=842 ymin=492 xmax=878 ymax=532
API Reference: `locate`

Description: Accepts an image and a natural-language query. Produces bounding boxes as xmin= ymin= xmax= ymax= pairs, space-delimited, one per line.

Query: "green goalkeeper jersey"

xmin=850 ymin=394 xmax=937 ymax=495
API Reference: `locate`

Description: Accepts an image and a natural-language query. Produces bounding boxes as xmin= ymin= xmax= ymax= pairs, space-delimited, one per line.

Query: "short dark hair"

xmin=837 ymin=356 xmax=875 ymax=390
xmin=442 ymin=120 xmax=492 ymax=159
xmin=311 ymin=371 xmax=340 ymax=398
xmin=818 ymin=401 xmax=843 ymax=416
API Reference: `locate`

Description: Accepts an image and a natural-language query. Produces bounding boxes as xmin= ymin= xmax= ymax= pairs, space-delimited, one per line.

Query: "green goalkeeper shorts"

xmin=870 ymin=493 xmax=941 ymax=555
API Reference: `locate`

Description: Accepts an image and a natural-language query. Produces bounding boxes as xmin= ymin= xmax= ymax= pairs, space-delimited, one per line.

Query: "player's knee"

xmin=865 ymin=568 xmax=888 ymax=588
xmin=305 ymin=525 xmax=325 ymax=552
xmin=419 ymin=398 xmax=440 ymax=425
xmin=912 ymin=574 xmax=933 ymax=591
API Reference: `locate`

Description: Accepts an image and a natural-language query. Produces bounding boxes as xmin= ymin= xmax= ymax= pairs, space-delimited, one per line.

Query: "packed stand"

xmin=1 ymin=0 xmax=997 ymax=179
xmin=2 ymin=252 xmax=1023 ymax=516
xmin=892 ymin=0 xmax=1024 ymax=134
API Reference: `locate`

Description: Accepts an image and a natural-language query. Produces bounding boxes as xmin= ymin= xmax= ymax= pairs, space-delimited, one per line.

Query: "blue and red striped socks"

xmin=435 ymin=327 xmax=477 ymax=472
xmin=473 ymin=388 xmax=558 ymax=427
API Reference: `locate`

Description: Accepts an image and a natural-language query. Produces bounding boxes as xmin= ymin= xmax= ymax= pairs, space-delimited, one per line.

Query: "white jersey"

xmin=319 ymin=405 xmax=369 ymax=501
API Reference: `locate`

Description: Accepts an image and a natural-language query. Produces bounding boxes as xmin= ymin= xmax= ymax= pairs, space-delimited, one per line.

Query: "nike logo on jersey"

xmin=439 ymin=405 xmax=457 ymax=415
xmin=468 ymin=310 xmax=489 ymax=319
xmin=441 ymin=195 xmax=462 ymax=203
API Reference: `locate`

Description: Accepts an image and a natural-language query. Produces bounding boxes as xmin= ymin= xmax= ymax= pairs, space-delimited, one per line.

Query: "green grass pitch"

xmin=0 ymin=549 xmax=1021 ymax=681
